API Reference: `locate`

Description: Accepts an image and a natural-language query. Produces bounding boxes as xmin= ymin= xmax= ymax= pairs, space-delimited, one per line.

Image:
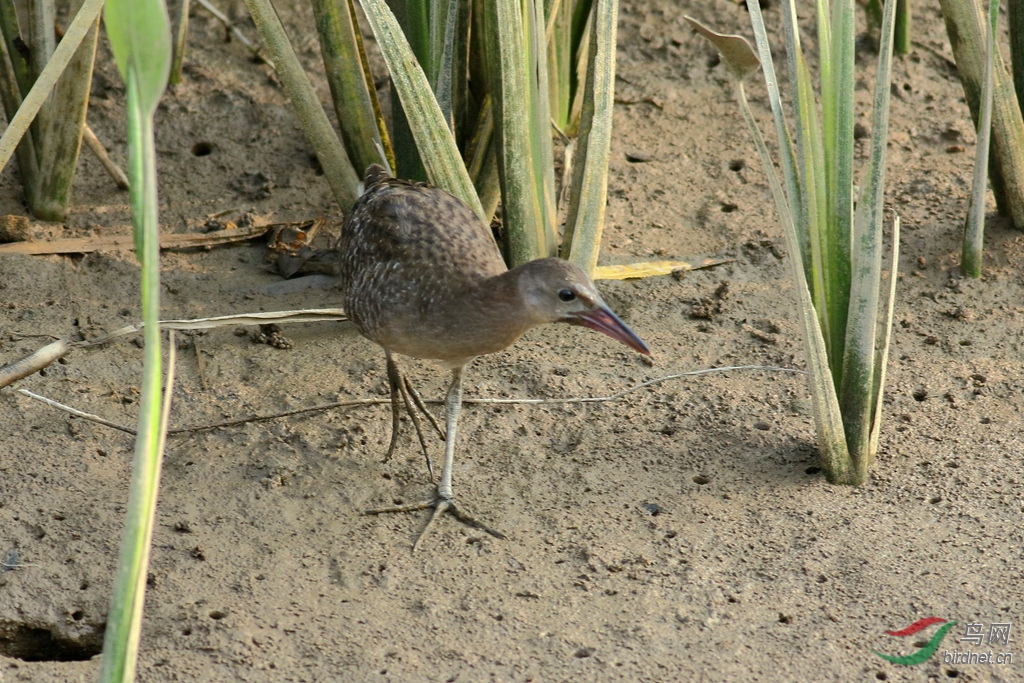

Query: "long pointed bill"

xmin=574 ymin=306 xmax=651 ymax=356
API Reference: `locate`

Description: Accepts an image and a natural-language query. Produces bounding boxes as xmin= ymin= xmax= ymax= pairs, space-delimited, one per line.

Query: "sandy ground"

xmin=1 ymin=0 xmax=1021 ymax=681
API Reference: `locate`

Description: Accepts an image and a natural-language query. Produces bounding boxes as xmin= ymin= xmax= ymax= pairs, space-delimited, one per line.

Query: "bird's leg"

xmin=366 ymin=366 xmax=505 ymax=551
xmin=413 ymin=367 xmax=506 ymax=549
xmin=396 ymin=375 xmax=435 ymax=481
xmin=383 ymin=351 xmax=437 ymax=479
xmin=383 ymin=351 xmax=403 ymax=463
xmin=435 ymin=366 xmax=463 ymax=500
xmin=403 ymin=376 xmax=445 ymax=440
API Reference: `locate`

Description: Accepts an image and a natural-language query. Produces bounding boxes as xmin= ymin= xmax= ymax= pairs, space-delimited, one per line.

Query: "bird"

xmin=339 ymin=164 xmax=650 ymax=550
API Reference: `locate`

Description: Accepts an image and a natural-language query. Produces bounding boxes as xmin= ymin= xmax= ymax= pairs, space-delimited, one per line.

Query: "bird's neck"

xmin=433 ymin=266 xmax=541 ymax=364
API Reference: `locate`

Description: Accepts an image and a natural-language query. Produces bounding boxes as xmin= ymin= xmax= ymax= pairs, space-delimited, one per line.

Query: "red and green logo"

xmin=872 ymin=617 xmax=958 ymax=666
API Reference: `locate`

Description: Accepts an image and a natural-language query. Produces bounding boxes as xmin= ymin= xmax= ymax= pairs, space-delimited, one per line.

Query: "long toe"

xmin=365 ymin=492 xmax=505 ymax=551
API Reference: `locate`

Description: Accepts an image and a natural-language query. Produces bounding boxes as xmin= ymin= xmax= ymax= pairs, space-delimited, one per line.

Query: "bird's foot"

xmin=366 ymin=493 xmax=505 ymax=551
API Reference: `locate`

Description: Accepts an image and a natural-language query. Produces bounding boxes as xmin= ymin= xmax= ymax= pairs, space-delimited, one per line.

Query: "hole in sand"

xmin=0 ymin=621 xmax=102 ymax=661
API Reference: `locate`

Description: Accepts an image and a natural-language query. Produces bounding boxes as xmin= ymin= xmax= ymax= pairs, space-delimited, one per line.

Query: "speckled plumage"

xmin=339 ymin=165 xmax=587 ymax=368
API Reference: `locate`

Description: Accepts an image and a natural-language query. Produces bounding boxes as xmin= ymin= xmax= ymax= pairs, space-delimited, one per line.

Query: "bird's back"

xmin=339 ymin=165 xmax=508 ymax=359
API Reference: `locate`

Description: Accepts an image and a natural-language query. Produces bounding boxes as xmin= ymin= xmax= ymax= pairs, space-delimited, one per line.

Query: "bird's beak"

xmin=572 ymin=306 xmax=651 ymax=356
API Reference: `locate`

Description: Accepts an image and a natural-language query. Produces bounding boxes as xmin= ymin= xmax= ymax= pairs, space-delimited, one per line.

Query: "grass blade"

xmin=359 ymin=0 xmax=486 ymax=220
xmin=780 ymin=2 xmax=828 ymax=326
xmin=868 ymin=215 xmax=899 ymax=463
xmin=450 ymin=0 xmax=472 ymax=143
xmin=0 ymin=0 xmax=32 ymax=94
xmin=311 ymin=0 xmax=390 ymax=173
xmin=465 ymin=94 xmax=501 ymax=221
xmin=1011 ymin=0 xmax=1024 ymax=113
xmin=535 ymin=0 xmax=558 ymax=252
xmin=348 ymin=0 xmax=396 ymax=172
xmin=0 ymin=0 xmax=41 ymax=196
xmin=528 ymin=0 xmax=557 ymax=249
xmin=546 ymin=0 xmax=571 ymax=131
xmin=392 ymin=0 xmax=430 ymax=68
xmin=98 ymin=0 xmax=172 ymax=678
xmin=429 ymin=0 xmax=453 ymax=100
xmin=475 ymin=136 xmax=501 ymax=224
xmin=814 ymin=0 xmax=832 ymax=113
xmin=961 ymin=0 xmax=998 ymax=277
xmin=894 ymin=0 xmax=911 ymax=55
xmin=823 ymin=0 xmax=855 ymax=384
xmin=840 ymin=0 xmax=898 ymax=482
xmin=568 ymin=3 xmax=592 ymax=136
xmin=242 ymin=0 xmax=360 ymax=210
xmin=939 ymin=0 xmax=1024 ymax=228
xmin=738 ymin=77 xmax=851 ymax=483
xmin=384 ymin=0 xmax=428 ymax=180
xmin=27 ymin=1 xmax=56 ymax=93
xmin=744 ymin=0 xmax=803 ymax=275
xmin=169 ymin=0 xmax=189 ymax=85
xmin=561 ymin=0 xmax=617 ymax=275
xmin=482 ymin=0 xmax=557 ymax=264
xmin=686 ymin=16 xmax=851 ymax=482
xmin=35 ymin=0 xmax=101 ymax=221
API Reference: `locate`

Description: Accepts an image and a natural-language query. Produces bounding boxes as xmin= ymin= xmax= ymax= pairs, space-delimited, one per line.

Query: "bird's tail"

xmin=361 ymin=164 xmax=392 ymax=195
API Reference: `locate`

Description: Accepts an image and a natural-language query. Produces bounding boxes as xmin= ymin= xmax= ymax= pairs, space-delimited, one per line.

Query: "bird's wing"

xmin=354 ymin=180 xmax=506 ymax=283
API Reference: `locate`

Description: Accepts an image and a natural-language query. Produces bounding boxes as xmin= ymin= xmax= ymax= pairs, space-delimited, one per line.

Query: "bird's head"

xmin=516 ymin=258 xmax=650 ymax=356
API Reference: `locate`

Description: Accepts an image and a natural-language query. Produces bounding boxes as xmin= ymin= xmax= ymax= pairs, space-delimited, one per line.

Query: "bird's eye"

xmin=558 ymin=288 xmax=576 ymax=302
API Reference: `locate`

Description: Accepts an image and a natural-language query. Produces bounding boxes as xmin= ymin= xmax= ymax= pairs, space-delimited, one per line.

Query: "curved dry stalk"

xmin=83 ymin=123 xmax=130 ymax=189
xmin=1 ymin=309 xmax=348 ymax=388
xmin=195 ymin=0 xmax=269 ymax=63
xmin=16 ymin=365 xmax=805 ymax=437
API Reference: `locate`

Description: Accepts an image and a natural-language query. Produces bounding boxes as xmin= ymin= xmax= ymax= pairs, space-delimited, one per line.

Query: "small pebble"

xmin=641 ymin=502 xmax=661 ymax=515
xmin=0 ymin=215 xmax=30 ymax=243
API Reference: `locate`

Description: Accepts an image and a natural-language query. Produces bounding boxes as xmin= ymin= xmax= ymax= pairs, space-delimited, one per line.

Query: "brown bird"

xmin=339 ymin=165 xmax=650 ymax=549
